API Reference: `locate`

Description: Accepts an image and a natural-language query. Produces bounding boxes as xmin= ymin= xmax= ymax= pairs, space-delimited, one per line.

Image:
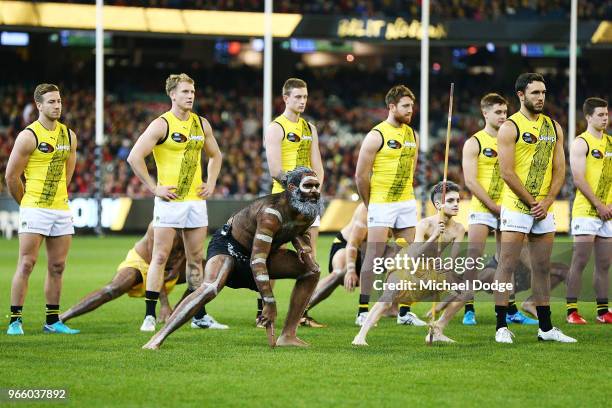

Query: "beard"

xmin=524 ymin=98 xmax=543 ymax=114
xmin=289 ymin=188 xmax=323 ymax=220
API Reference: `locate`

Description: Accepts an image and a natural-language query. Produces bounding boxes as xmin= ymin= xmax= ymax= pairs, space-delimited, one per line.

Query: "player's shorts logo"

xmin=483 ymin=147 xmax=498 ymax=157
xmin=591 ymin=149 xmax=603 ymax=159
xmin=287 ymin=132 xmax=301 ymax=143
xmin=387 ymin=139 xmax=401 ymax=149
xmin=21 ymin=221 xmax=27 ymax=228
xmin=521 ymin=132 xmax=537 ymax=144
xmin=502 ymin=218 xmax=507 ymax=225
xmin=171 ymin=132 xmax=188 ymax=143
xmin=38 ymin=142 xmax=54 ymax=153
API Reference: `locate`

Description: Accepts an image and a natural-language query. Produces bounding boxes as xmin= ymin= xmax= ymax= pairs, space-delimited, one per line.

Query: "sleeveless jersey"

xmin=369 ymin=121 xmax=417 ymax=203
xmin=271 ymin=114 xmax=313 ymax=193
xmin=21 ymin=120 xmax=71 ymax=210
xmin=153 ymin=111 xmax=205 ymax=201
xmin=502 ymin=112 xmax=557 ymax=214
xmin=469 ymin=129 xmax=504 ymax=213
xmin=572 ymin=131 xmax=612 ymax=218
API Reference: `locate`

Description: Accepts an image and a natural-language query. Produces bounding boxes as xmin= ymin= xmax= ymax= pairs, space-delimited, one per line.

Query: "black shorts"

xmin=328 ymin=232 xmax=362 ymax=278
xmin=206 ymin=226 xmax=258 ymax=292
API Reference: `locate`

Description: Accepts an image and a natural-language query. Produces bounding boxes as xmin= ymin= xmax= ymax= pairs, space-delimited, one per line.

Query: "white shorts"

xmin=367 ymin=200 xmax=418 ymax=229
xmin=153 ymin=198 xmax=208 ymax=229
xmin=571 ymin=217 xmax=612 ymax=237
xmin=500 ymin=207 xmax=556 ymax=234
xmin=19 ymin=207 xmax=74 ymax=237
xmin=468 ymin=211 xmax=499 ymax=229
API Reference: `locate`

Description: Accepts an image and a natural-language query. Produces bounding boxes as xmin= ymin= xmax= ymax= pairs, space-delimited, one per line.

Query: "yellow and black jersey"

xmin=502 ymin=112 xmax=557 ymax=213
xmin=21 ymin=120 xmax=71 ymax=210
xmin=572 ymin=131 xmax=612 ymax=218
xmin=271 ymin=114 xmax=313 ymax=193
xmin=153 ymin=111 xmax=205 ymax=201
xmin=469 ymin=129 xmax=504 ymax=213
xmin=369 ymin=121 xmax=417 ymax=203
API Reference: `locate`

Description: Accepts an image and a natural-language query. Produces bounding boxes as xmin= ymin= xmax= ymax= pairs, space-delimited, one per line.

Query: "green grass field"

xmin=0 ymin=234 xmax=610 ymax=407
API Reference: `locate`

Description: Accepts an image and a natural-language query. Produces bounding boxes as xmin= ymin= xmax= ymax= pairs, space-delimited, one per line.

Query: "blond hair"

xmin=282 ymin=78 xmax=307 ymax=96
xmin=34 ymin=83 xmax=60 ymax=104
xmin=165 ymin=73 xmax=195 ymax=96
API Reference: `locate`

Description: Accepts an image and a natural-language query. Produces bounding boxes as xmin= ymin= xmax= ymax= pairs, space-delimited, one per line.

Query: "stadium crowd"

xmin=2 ymin=62 xmax=605 ymax=202
xmin=41 ymin=0 xmax=612 ymax=20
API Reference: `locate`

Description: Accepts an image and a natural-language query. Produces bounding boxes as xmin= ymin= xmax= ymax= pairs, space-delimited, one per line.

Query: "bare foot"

xmin=425 ymin=324 xmax=455 ymax=344
xmin=521 ymin=301 xmax=537 ymax=317
xmin=352 ymin=336 xmax=368 ymax=346
xmin=276 ymin=334 xmax=309 ymax=347
xmin=142 ymin=341 xmax=160 ymax=350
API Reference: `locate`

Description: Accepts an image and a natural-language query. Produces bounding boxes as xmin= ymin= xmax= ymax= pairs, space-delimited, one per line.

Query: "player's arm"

xmin=462 ymin=137 xmax=500 ymax=215
xmin=344 ymin=213 xmax=368 ymax=291
xmin=413 ymin=131 xmax=420 ymax=184
xmin=570 ymin=137 xmax=610 ymax=220
xmin=355 ymin=130 xmax=381 ymax=207
xmin=127 ymin=118 xmax=176 ymax=200
xmin=292 ymin=230 xmax=319 ymax=272
xmin=65 ymin=130 xmax=78 ymax=187
xmin=406 ymin=220 xmax=444 ymax=259
xmin=250 ymin=209 xmax=282 ymax=326
xmin=5 ymin=130 xmax=37 ymax=204
xmin=198 ymin=117 xmax=223 ymax=199
xmin=309 ymin=122 xmax=324 ymax=185
xmin=264 ymin=122 xmax=285 ymax=183
xmin=533 ymin=121 xmax=565 ymax=219
xmin=498 ymin=120 xmax=535 ymax=207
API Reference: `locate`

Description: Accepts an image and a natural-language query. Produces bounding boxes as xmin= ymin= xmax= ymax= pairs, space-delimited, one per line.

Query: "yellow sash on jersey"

xmin=21 ymin=120 xmax=71 ymax=210
xmin=369 ymin=121 xmax=417 ymax=203
xmin=469 ymin=129 xmax=504 ymax=213
xmin=572 ymin=131 xmax=612 ymax=218
xmin=502 ymin=112 xmax=557 ymax=214
xmin=153 ymin=111 xmax=205 ymax=201
xmin=271 ymin=114 xmax=313 ymax=193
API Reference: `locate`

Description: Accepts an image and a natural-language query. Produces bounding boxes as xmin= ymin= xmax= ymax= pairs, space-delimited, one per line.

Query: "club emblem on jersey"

xmin=591 ymin=149 xmax=603 ymax=159
xmin=521 ymin=132 xmax=537 ymax=144
xmin=387 ymin=139 xmax=402 ymax=149
xmin=171 ymin=132 xmax=188 ymax=143
xmin=37 ymin=142 xmax=54 ymax=153
xmin=483 ymin=148 xmax=498 ymax=158
xmin=287 ymin=132 xmax=301 ymax=143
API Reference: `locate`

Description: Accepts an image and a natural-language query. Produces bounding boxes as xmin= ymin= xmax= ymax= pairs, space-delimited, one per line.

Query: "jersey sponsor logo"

xmin=483 ymin=147 xmax=498 ymax=158
xmin=287 ymin=132 xmax=301 ymax=143
xmin=404 ymin=141 xmax=417 ymax=148
xmin=171 ymin=132 xmax=188 ymax=143
xmin=55 ymin=145 xmax=70 ymax=151
xmin=189 ymin=135 xmax=204 ymax=141
xmin=387 ymin=139 xmax=402 ymax=149
xmin=37 ymin=142 xmax=54 ymax=153
xmin=521 ymin=132 xmax=537 ymax=144
xmin=538 ymin=135 xmax=556 ymax=143
xmin=606 ymin=151 xmax=612 ymax=158
xmin=591 ymin=149 xmax=603 ymax=159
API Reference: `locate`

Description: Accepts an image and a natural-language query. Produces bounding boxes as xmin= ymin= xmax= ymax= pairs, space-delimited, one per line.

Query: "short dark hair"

xmin=430 ymin=181 xmax=460 ymax=205
xmin=480 ymin=93 xmax=508 ymax=110
xmin=514 ymin=73 xmax=545 ymax=94
xmin=385 ymin=85 xmax=415 ymax=108
xmin=34 ymin=83 xmax=60 ymax=104
xmin=282 ymin=78 xmax=307 ymax=96
xmin=583 ymin=97 xmax=608 ymax=117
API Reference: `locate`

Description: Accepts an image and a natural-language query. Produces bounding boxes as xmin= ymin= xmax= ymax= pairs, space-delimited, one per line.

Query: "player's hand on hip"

xmin=344 ymin=270 xmax=358 ymax=292
xmin=259 ymin=303 xmax=277 ymax=328
xmin=197 ymin=182 xmax=214 ymax=199
xmin=155 ymin=185 xmax=178 ymax=201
